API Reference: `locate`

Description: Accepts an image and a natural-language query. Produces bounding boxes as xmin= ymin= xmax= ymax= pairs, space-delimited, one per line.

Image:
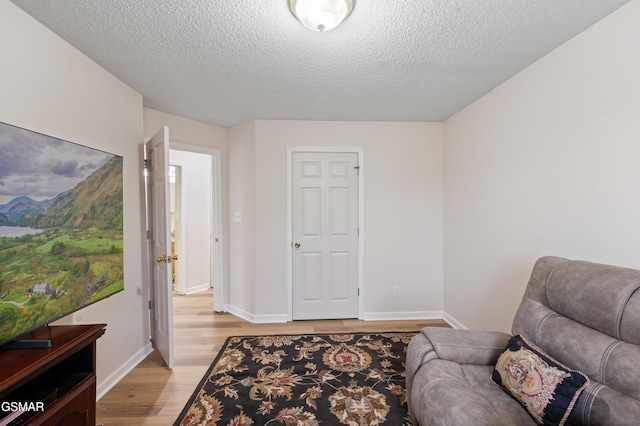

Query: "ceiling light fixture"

xmin=289 ymin=0 xmax=355 ymax=32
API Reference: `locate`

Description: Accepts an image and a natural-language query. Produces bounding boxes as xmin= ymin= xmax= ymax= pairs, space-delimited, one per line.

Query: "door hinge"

xmin=144 ymin=158 xmax=150 ymax=169
xmin=357 ymin=288 xmax=360 ymax=297
xmin=148 ymin=299 xmax=153 ymax=310
xmin=354 ymin=165 xmax=360 ymax=175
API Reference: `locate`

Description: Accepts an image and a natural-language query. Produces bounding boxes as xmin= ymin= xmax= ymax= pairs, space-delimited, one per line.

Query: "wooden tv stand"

xmin=0 ymin=324 xmax=106 ymax=426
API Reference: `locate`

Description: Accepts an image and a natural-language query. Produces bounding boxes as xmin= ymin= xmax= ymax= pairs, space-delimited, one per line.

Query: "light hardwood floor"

xmin=96 ymin=290 xmax=448 ymax=425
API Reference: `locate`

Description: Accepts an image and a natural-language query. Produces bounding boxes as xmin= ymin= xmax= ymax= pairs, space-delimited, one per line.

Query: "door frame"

xmin=170 ymin=142 xmax=226 ymax=312
xmin=168 ymin=162 xmax=187 ymax=295
xmin=286 ymin=147 xmax=364 ymax=321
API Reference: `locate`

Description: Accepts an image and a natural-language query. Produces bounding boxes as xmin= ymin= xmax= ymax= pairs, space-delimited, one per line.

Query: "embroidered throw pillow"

xmin=491 ymin=335 xmax=589 ymax=426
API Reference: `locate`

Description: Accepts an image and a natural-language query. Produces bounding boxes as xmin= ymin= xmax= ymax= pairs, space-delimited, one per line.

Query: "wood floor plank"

xmin=96 ymin=289 xmax=448 ymax=425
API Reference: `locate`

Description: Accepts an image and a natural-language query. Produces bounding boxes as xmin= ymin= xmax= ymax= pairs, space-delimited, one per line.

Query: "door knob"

xmin=171 ymin=255 xmax=178 ymax=260
xmin=294 ymin=242 xmax=301 ymax=249
xmin=156 ymin=255 xmax=167 ymax=263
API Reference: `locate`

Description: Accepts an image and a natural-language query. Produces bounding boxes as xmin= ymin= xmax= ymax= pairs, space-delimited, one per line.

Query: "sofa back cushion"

xmin=512 ymin=256 xmax=640 ymax=425
xmin=546 ymin=261 xmax=640 ymax=344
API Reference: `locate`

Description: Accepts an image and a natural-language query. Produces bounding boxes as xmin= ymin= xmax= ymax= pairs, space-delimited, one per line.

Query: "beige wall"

xmin=443 ymin=0 xmax=640 ymax=331
xmin=227 ymin=121 xmax=257 ymax=317
xmin=1 ymin=1 xmax=147 ymax=397
xmin=144 ymin=108 xmax=227 ymax=151
xmin=238 ymin=120 xmax=444 ymax=320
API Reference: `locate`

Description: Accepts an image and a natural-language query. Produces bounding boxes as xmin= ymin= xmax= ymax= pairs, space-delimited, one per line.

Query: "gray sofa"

xmin=406 ymin=256 xmax=640 ymax=425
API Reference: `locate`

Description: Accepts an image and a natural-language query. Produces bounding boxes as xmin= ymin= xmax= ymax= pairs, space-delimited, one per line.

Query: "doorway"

xmin=169 ymin=143 xmax=225 ymax=311
xmin=169 ymin=164 xmax=181 ymax=292
xmin=169 ymin=151 xmax=211 ymax=295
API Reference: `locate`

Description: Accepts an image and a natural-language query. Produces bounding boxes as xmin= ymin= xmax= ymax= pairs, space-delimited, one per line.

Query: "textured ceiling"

xmin=11 ymin=0 xmax=631 ymax=128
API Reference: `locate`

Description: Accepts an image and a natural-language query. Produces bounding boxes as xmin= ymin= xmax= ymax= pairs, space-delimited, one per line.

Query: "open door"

xmin=145 ymin=126 xmax=174 ymax=369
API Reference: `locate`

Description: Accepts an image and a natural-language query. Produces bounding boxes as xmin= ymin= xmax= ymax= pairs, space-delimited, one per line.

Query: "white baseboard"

xmin=253 ymin=314 xmax=288 ymax=323
xmin=361 ymin=310 xmax=444 ymax=321
xmin=226 ymin=304 xmax=288 ymax=324
xmin=226 ymin=304 xmax=253 ymax=322
xmin=442 ymin=312 xmax=468 ymax=329
xmin=225 ymin=305 xmax=466 ymax=328
xmin=96 ymin=342 xmax=153 ymax=400
xmin=183 ymin=283 xmax=210 ymax=295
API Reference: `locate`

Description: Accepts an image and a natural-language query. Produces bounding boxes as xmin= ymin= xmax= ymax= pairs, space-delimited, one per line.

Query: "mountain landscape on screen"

xmin=0 ymin=122 xmax=124 ymax=345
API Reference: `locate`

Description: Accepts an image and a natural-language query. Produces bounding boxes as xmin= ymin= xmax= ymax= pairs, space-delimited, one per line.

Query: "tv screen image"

xmin=0 ymin=121 xmax=124 ymax=347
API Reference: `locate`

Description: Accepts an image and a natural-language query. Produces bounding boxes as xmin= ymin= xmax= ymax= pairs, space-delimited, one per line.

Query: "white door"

xmin=145 ymin=127 xmax=174 ymax=369
xmin=292 ymin=152 xmax=359 ymax=320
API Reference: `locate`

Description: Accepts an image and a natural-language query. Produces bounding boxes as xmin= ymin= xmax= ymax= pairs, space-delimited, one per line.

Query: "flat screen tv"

xmin=0 ymin=121 xmax=123 ymax=348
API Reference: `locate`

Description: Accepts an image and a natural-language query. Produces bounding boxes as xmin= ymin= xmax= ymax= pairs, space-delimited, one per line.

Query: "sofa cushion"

xmin=492 ymin=335 xmax=589 ymax=426
xmin=410 ymin=359 xmax=536 ymax=426
xmin=420 ymin=327 xmax=511 ymax=365
xmin=546 ymin=260 xmax=640 ymax=344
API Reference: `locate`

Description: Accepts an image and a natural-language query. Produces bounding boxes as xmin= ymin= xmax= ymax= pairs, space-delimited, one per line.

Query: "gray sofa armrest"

xmin=420 ymin=327 xmax=511 ymax=365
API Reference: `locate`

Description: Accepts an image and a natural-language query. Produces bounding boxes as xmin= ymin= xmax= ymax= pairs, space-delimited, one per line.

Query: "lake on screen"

xmin=0 ymin=226 xmax=44 ymax=238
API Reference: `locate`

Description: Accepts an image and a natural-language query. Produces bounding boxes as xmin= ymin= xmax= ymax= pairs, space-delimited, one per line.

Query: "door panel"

xmin=292 ymin=152 xmax=359 ymax=320
xmin=302 ymin=188 xmax=321 ymax=235
xmin=144 ymin=127 xmax=174 ymax=369
xmin=330 ymin=187 xmax=349 ymax=235
xmin=303 ymin=252 xmax=322 ymax=301
xmin=330 ymin=252 xmax=350 ymax=299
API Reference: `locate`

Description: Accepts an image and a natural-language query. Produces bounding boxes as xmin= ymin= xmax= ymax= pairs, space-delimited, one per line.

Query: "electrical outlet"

xmin=393 ymin=286 xmax=400 ymax=297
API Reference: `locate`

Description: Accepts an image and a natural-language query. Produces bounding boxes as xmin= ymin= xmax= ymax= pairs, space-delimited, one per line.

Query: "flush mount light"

xmin=289 ymin=0 xmax=355 ymax=32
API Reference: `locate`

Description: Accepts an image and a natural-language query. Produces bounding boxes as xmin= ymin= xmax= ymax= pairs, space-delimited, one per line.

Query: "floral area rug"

xmin=174 ymin=331 xmax=418 ymax=426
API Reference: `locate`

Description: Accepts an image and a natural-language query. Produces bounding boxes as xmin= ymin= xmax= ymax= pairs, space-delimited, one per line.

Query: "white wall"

xmin=227 ymin=121 xmax=257 ymax=317
xmin=0 ymin=1 xmax=148 ymax=397
xmin=170 ymin=149 xmax=212 ymax=294
xmin=244 ymin=120 xmax=444 ymax=320
xmin=443 ymin=0 xmax=640 ymax=332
